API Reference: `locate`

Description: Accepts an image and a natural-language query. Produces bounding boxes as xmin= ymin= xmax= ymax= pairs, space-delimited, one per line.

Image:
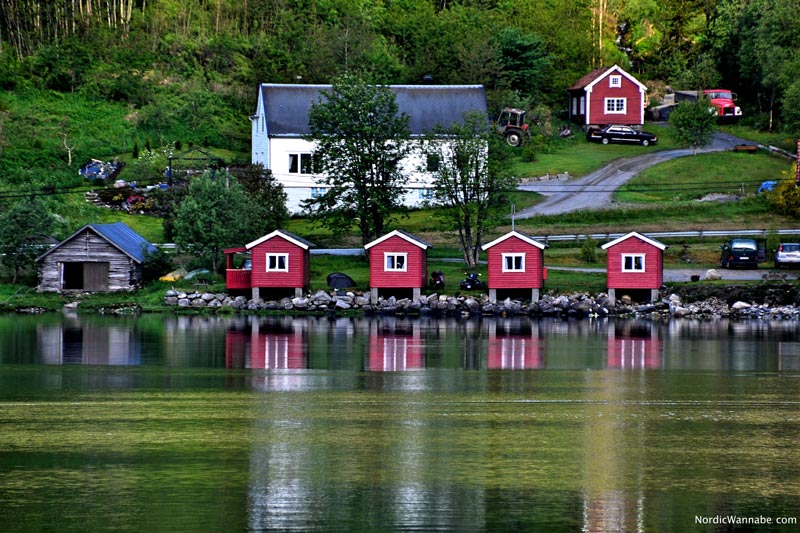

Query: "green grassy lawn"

xmin=615 ymin=150 xmax=792 ymax=203
xmin=510 ymin=123 xmax=678 ymax=179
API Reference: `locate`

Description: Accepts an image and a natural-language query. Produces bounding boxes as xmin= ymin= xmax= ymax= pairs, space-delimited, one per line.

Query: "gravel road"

xmin=515 ymin=131 xmax=753 ymax=217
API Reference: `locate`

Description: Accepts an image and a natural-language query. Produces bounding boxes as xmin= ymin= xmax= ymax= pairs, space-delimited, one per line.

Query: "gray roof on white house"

xmin=258 ymin=84 xmax=487 ymax=136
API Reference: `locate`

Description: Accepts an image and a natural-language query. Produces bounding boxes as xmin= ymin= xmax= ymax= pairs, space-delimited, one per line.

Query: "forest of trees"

xmin=0 ymin=0 xmax=798 ymax=215
xmin=1 ymin=0 xmax=799 ymax=131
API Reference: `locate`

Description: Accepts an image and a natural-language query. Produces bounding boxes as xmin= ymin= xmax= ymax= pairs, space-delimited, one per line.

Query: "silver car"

xmin=775 ymin=243 xmax=800 ymax=268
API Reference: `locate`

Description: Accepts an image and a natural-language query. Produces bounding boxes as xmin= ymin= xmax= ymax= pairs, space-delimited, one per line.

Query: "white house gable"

xmin=252 ymin=83 xmax=487 ymax=214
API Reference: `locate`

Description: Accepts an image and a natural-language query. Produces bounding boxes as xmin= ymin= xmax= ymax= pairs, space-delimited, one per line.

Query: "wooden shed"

xmin=481 ymin=230 xmax=547 ymax=302
xmin=37 ymin=222 xmax=157 ymax=293
xmin=364 ymin=230 xmax=431 ymax=302
xmin=225 ymin=229 xmax=315 ymax=300
xmin=600 ymin=231 xmax=667 ymax=304
xmin=568 ymin=64 xmax=647 ymax=129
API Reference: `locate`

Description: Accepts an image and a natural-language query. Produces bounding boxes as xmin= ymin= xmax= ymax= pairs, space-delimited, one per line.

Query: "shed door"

xmin=84 ymin=262 xmax=109 ymax=291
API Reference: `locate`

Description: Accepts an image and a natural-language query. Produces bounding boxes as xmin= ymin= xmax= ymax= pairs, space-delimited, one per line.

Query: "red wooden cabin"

xmin=600 ymin=232 xmax=667 ymax=304
xmin=224 ymin=229 xmax=315 ymax=300
xmin=364 ymin=230 xmax=431 ymax=302
xmin=567 ymin=64 xmax=647 ymax=129
xmin=481 ymin=230 xmax=547 ymax=302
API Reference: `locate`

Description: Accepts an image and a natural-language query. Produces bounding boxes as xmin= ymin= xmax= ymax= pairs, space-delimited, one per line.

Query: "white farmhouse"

xmin=251 ymin=83 xmax=488 ymax=213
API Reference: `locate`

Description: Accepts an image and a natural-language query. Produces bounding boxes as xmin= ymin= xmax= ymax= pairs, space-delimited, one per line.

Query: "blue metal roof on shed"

xmin=91 ymin=222 xmax=158 ymax=262
xmin=259 ymin=84 xmax=487 ymax=136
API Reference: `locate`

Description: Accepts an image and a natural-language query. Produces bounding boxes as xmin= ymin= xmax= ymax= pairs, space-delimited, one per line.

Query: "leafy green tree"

xmin=495 ymin=28 xmax=552 ymax=101
xmin=421 ymin=111 xmax=517 ymax=266
xmin=669 ymin=99 xmax=717 ymax=154
xmin=229 ymin=163 xmax=289 ymax=235
xmin=172 ymin=171 xmax=260 ymax=273
xmin=304 ymin=73 xmax=411 ymax=245
xmin=0 ymin=197 xmax=56 ymax=283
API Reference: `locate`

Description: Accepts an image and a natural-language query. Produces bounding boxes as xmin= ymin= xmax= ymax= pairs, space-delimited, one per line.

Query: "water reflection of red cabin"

xmin=226 ymin=321 xmax=307 ymax=369
xmin=224 ymin=229 xmax=315 ymax=300
xmin=368 ymin=321 xmax=424 ymax=371
xmin=606 ymin=322 xmax=662 ymax=369
xmin=487 ymin=320 xmax=544 ymax=369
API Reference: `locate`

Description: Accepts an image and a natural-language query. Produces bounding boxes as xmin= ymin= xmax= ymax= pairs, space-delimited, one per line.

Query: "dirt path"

xmin=515 ymin=132 xmax=752 ymax=218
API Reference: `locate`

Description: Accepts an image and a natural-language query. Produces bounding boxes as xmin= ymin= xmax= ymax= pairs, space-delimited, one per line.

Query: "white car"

xmin=774 ymin=243 xmax=800 ymax=268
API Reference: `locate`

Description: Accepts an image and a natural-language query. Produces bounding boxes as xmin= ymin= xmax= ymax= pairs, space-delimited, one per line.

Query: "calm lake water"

xmin=1 ymin=312 xmax=799 ymax=532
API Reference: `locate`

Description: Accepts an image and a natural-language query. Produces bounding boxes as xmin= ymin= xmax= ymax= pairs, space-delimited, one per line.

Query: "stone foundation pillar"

xmin=251 ymin=287 xmax=260 ymax=301
xmin=488 ymin=288 xmax=497 ymax=303
xmin=531 ymin=288 xmax=540 ymax=302
xmin=607 ymin=288 xmax=616 ymax=306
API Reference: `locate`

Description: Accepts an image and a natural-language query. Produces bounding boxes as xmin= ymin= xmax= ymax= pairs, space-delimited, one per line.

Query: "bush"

xmin=580 ymin=235 xmax=598 ymax=263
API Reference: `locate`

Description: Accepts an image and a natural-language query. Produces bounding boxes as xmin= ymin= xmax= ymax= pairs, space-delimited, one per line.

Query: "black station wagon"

xmin=719 ymin=238 xmax=766 ymax=269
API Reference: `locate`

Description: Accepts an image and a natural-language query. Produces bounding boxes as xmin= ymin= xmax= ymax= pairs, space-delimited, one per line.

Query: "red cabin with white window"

xmin=600 ymin=232 xmax=667 ymax=304
xmin=224 ymin=229 xmax=315 ymax=300
xmin=481 ymin=230 xmax=547 ymax=302
xmin=568 ymin=64 xmax=647 ymax=129
xmin=364 ymin=230 xmax=430 ymax=301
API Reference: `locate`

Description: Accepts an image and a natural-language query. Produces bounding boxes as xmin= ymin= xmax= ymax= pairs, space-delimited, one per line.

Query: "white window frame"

xmin=604 ymin=97 xmax=626 ymax=114
xmin=311 ymin=187 xmax=327 ymax=198
xmin=621 ymin=254 xmax=645 ymax=272
xmin=265 ymin=253 xmax=289 ymax=272
xmin=418 ymin=188 xmax=434 ymax=200
xmin=501 ymin=253 xmax=526 ymax=272
xmin=288 ymin=153 xmax=313 ymax=174
xmin=609 ymin=75 xmax=622 ymax=88
xmin=384 ymin=252 xmax=408 ymax=272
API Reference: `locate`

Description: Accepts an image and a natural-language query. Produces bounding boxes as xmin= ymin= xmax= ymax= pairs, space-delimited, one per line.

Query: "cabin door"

xmin=84 ymin=262 xmax=109 ymax=291
xmin=62 ymin=262 xmax=109 ymax=291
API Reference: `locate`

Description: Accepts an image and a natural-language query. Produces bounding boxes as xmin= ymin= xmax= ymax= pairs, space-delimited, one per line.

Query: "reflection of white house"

xmin=251 ymin=83 xmax=488 ymax=213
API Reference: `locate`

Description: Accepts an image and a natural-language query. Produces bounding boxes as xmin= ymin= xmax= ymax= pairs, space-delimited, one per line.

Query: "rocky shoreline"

xmin=163 ymin=283 xmax=800 ymax=320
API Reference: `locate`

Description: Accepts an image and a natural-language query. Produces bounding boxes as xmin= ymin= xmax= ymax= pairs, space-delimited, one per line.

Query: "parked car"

xmin=719 ymin=238 xmax=765 ymax=269
xmin=774 ymin=243 xmax=800 ymax=269
xmin=586 ymin=125 xmax=658 ymax=146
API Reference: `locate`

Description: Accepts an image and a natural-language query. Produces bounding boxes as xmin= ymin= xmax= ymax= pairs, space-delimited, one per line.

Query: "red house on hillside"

xmin=568 ymin=64 xmax=648 ymax=129
xmin=364 ymin=230 xmax=431 ymax=302
xmin=600 ymin=232 xmax=667 ymax=305
xmin=481 ymin=230 xmax=547 ymax=302
xmin=224 ymin=229 xmax=315 ymax=300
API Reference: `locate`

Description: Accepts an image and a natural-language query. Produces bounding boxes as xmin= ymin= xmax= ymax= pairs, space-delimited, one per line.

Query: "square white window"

xmin=266 ymin=253 xmax=289 ymax=272
xmin=385 ymin=253 xmax=407 ymax=272
xmin=604 ymin=98 xmax=626 ymax=114
xmin=609 ymin=75 xmax=622 ymax=88
xmin=502 ymin=253 xmax=525 ymax=272
xmin=621 ymin=254 xmax=645 ymax=272
xmin=288 ymin=153 xmax=313 ymax=174
xmin=311 ymin=187 xmax=327 ymax=198
xmin=418 ymin=189 xmax=434 ymax=200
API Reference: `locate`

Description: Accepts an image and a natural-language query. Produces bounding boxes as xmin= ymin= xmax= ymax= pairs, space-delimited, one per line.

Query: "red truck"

xmin=675 ymin=89 xmax=742 ymax=121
